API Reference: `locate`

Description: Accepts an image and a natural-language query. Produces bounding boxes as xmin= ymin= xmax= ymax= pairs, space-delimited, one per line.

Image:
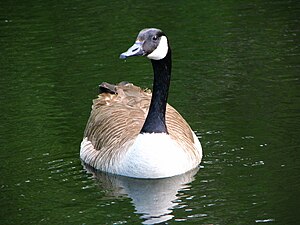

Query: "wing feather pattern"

xmin=81 ymin=82 xmax=200 ymax=170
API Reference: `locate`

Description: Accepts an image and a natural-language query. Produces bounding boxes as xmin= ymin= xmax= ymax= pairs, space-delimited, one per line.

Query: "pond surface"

xmin=1 ymin=0 xmax=299 ymax=224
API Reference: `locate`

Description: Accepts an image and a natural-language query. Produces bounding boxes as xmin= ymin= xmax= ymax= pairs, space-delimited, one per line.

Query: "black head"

xmin=120 ymin=28 xmax=169 ymax=60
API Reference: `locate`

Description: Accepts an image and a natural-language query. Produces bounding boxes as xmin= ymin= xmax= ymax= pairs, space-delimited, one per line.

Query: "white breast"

xmin=117 ymin=133 xmax=197 ymax=178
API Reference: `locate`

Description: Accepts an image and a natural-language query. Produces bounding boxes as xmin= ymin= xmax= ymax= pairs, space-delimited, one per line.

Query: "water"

xmin=1 ymin=0 xmax=299 ymax=224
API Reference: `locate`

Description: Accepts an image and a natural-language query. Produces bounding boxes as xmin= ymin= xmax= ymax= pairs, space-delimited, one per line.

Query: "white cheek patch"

xmin=147 ymin=36 xmax=169 ymax=60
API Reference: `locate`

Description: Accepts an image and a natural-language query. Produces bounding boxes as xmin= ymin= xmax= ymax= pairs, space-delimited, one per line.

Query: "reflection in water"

xmin=84 ymin=165 xmax=199 ymax=224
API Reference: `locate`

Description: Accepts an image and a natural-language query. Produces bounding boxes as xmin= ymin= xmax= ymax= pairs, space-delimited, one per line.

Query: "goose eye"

xmin=152 ymin=35 xmax=158 ymax=41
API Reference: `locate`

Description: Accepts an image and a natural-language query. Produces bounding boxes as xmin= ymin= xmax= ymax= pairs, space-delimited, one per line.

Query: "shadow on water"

xmin=83 ymin=164 xmax=199 ymax=224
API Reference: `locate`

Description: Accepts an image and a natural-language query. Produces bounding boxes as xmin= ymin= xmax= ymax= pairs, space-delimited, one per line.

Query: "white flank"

xmin=147 ymin=36 xmax=169 ymax=60
xmin=192 ymin=131 xmax=203 ymax=158
xmin=80 ymin=132 xmax=202 ymax=179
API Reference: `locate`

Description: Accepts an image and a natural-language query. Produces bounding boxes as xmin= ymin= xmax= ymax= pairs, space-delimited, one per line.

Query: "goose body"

xmin=80 ymin=28 xmax=202 ymax=178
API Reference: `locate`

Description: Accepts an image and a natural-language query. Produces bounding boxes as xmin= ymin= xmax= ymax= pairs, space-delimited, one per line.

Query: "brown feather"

xmin=82 ymin=82 xmax=200 ymax=169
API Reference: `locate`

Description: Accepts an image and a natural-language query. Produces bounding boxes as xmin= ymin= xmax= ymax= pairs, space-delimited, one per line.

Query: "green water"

xmin=1 ymin=0 xmax=299 ymax=224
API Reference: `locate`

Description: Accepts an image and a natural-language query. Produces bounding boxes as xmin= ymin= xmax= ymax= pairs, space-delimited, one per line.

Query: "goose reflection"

xmin=84 ymin=165 xmax=199 ymax=224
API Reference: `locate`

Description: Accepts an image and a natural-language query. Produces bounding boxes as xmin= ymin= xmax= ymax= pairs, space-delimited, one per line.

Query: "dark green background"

xmin=1 ymin=0 xmax=299 ymax=224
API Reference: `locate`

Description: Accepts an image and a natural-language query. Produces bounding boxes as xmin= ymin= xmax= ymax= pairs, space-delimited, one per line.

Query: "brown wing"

xmin=83 ymin=82 xmax=199 ymax=168
xmin=83 ymin=83 xmax=149 ymax=167
xmin=165 ymin=105 xmax=200 ymax=159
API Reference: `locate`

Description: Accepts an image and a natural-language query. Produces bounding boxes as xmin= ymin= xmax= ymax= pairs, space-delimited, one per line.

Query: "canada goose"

xmin=80 ymin=28 xmax=202 ymax=178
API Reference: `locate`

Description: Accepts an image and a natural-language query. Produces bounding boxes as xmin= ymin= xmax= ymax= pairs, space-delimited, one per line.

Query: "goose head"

xmin=120 ymin=28 xmax=169 ymax=61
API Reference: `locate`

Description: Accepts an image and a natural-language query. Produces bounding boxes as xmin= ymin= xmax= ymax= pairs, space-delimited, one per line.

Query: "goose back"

xmin=81 ymin=82 xmax=201 ymax=171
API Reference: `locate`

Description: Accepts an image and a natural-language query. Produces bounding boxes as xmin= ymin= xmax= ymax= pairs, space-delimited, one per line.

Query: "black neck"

xmin=140 ymin=49 xmax=172 ymax=134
